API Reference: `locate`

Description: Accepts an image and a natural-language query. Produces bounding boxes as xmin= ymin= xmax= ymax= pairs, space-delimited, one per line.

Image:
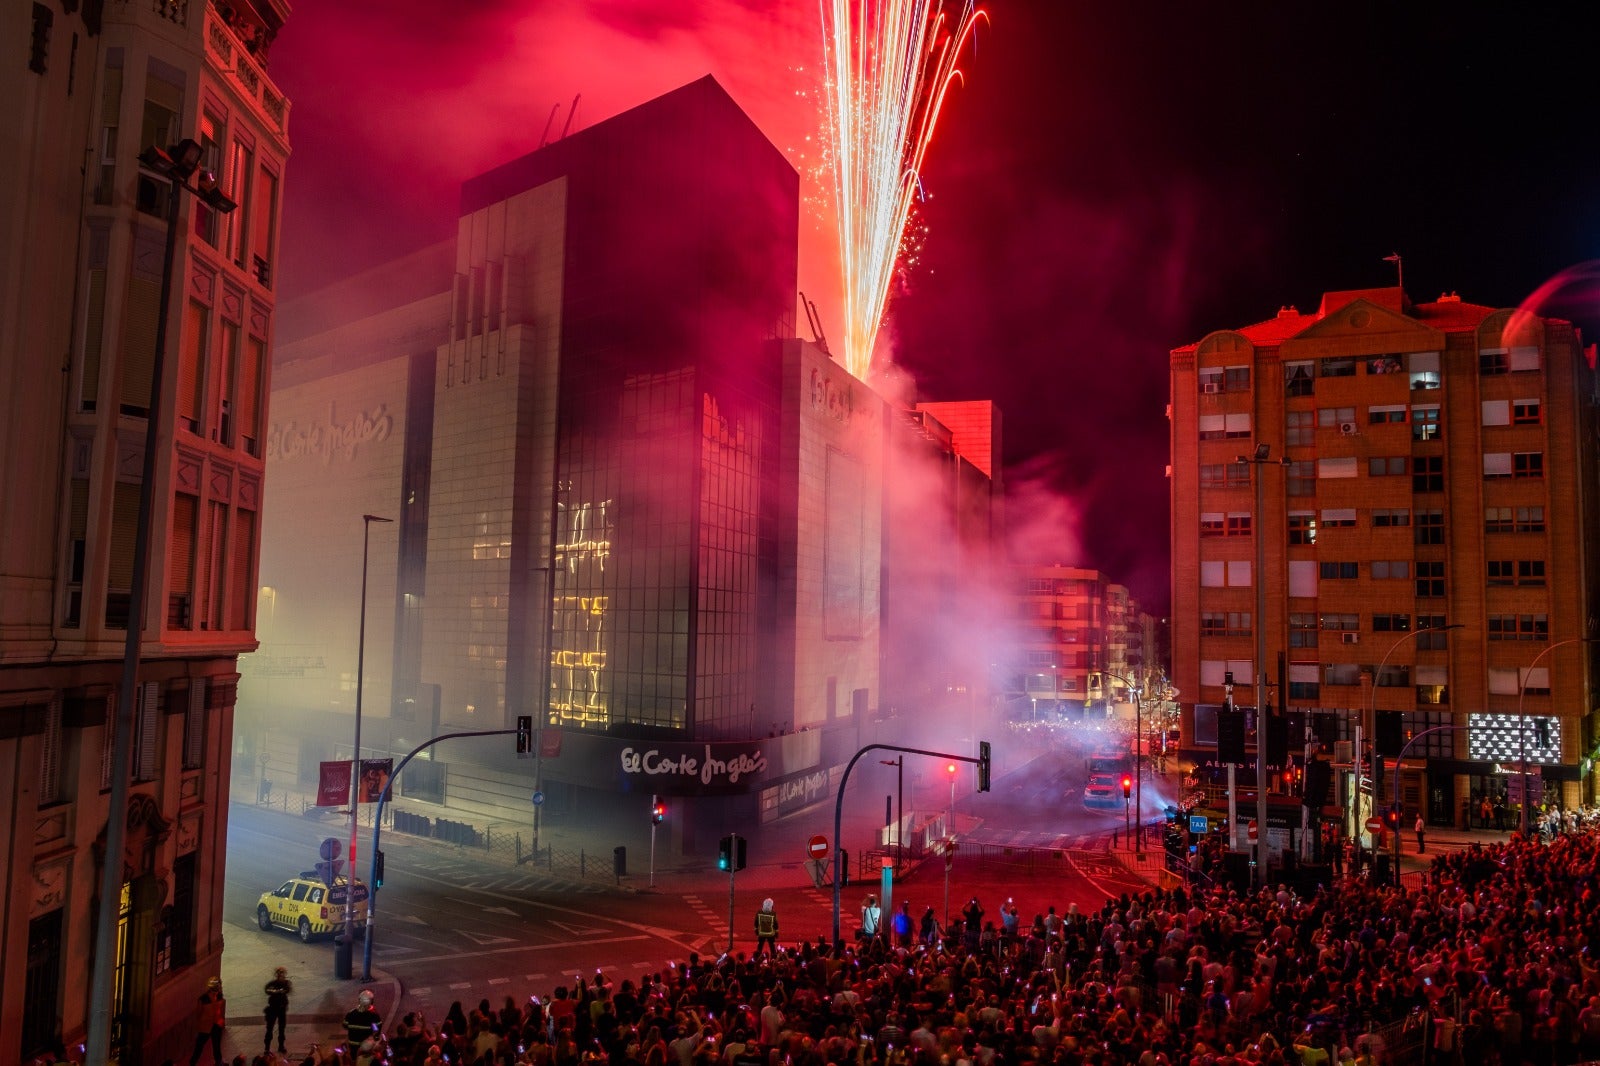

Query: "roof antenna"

xmin=538 ymin=103 xmax=560 ymax=149
xmin=560 ymin=94 xmax=582 ymax=139
xmin=1382 ymin=252 xmax=1403 ymax=295
xmin=799 ymin=291 xmax=830 ymax=356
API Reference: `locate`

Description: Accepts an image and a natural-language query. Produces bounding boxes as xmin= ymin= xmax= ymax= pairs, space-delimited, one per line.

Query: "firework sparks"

xmin=819 ymin=0 xmax=986 ymax=380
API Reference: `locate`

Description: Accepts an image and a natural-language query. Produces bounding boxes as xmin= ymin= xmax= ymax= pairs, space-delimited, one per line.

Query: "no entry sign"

xmin=807 ymin=834 xmax=829 ymax=860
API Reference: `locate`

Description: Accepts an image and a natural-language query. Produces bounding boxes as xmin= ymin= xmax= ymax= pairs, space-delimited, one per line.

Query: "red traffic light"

xmin=947 ymin=763 xmax=957 ymax=776
xmin=650 ymin=794 xmax=666 ymax=825
xmin=1121 ymin=775 xmax=1132 ymax=798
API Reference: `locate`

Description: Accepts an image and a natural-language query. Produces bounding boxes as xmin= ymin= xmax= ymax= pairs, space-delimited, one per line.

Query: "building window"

xmin=1517 ymin=506 xmax=1545 ymax=532
xmin=1285 ymin=410 xmax=1314 ymax=447
xmin=1226 ymin=512 xmax=1252 ymax=537
xmin=1416 ymin=561 xmax=1446 ymax=597
xmin=1409 ymin=351 xmax=1441 ymax=391
xmin=1319 ymin=508 xmax=1356 ymax=528
xmin=1318 ymin=457 xmax=1358 ymax=479
xmin=1285 ymin=361 xmax=1314 ymax=397
xmin=1289 ymin=662 xmax=1321 ymax=699
xmin=1325 ymin=663 xmax=1362 ymax=686
xmin=1199 ymin=464 xmax=1226 ymax=487
xmin=1287 ymin=461 xmax=1315 ymax=496
xmin=39 ymin=697 xmax=62 ymax=805
xmin=1416 ymin=616 xmax=1450 ymax=649
xmin=1026 ymin=577 xmax=1053 ymax=593
xmin=1487 ymin=560 xmax=1515 ymax=586
xmin=1483 ymin=452 xmax=1513 ymax=479
xmin=161 ymin=851 xmax=197 ymax=971
xmin=1485 ymin=507 xmax=1514 ymax=533
xmin=1225 ymin=366 xmax=1251 ymax=392
xmin=1415 ymin=509 xmax=1444 ymax=545
xmin=1479 ymin=349 xmax=1509 ymax=375
xmin=1372 ymin=613 xmax=1411 ymax=632
xmin=183 ymin=680 xmax=206 ymax=770
xmin=1227 ymin=560 xmax=1252 ymax=587
xmin=1370 ymin=456 xmax=1407 ymax=477
xmin=1317 ymin=406 xmax=1356 ymax=427
xmin=1368 ymin=405 xmax=1407 ymax=424
xmin=1366 ymin=355 xmax=1404 ymax=376
xmin=1518 ymin=560 xmax=1546 ymax=586
xmin=1489 ymin=614 xmax=1548 ymax=641
xmin=1201 ymin=561 xmax=1225 ymax=587
xmin=1371 ymin=560 xmax=1410 ymax=579
xmin=1198 ymin=368 xmax=1223 ymax=393
xmin=1482 ymin=399 xmax=1511 ymax=427
xmin=133 ymin=681 xmax=160 ymax=783
xmin=1289 ymin=560 xmax=1318 ymax=597
xmin=1200 ymin=513 xmax=1225 ymax=538
xmin=1321 ymin=358 xmax=1356 ymax=378
xmin=1412 ymin=405 xmax=1442 ymax=441
xmin=1289 ymin=613 xmax=1318 ymax=648
xmin=1319 ymin=613 xmax=1358 ymax=631
xmin=1319 ymin=562 xmax=1358 ymax=580
xmin=1514 ymin=452 xmax=1543 ymax=478
xmin=1513 ymin=398 xmax=1542 ymax=425
xmin=1509 ymin=346 xmax=1541 ymax=372
xmin=1288 ymin=512 xmax=1316 ymax=545
xmin=1373 ymin=508 xmax=1410 ymax=527
xmin=22 ymin=909 xmax=63 ymax=1057
xmin=1412 ymin=455 xmax=1444 ymax=493
xmin=1201 ymin=612 xmax=1251 ymax=637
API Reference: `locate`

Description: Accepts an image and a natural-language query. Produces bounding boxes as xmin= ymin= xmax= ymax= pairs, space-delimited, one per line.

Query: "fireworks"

xmin=819 ymin=0 xmax=986 ymax=380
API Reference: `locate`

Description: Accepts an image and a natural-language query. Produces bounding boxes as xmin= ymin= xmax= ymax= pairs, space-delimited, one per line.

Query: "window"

xmin=1487 ymin=560 xmax=1515 ymax=586
xmin=1518 ymin=614 xmax=1549 ymax=640
xmin=1201 ymin=561 xmax=1225 ymax=587
xmin=1200 ymin=660 xmax=1228 ymax=686
xmin=39 ymin=697 xmax=62 ymax=805
xmin=1412 ymin=405 xmax=1442 ymax=441
xmin=1198 ymin=415 xmax=1225 ymax=440
xmin=1517 ymin=506 xmax=1545 ymax=532
xmin=1415 ymin=509 xmax=1444 ymax=545
xmin=160 ymin=851 xmax=196 ymax=972
xmin=1325 ymin=663 xmax=1362 ymax=686
xmin=1409 ymin=351 xmax=1441 ymax=391
xmin=1288 ymin=512 xmax=1316 ymax=545
xmin=1288 ymin=560 xmax=1318 ymax=598
xmin=1372 ymin=614 xmax=1411 ymax=632
xmin=1201 ymin=612 xmax=1251 ymax=637
xmin=1416 ymin=616 xmax=1450 ymax=649
xmin=1289 ymin=613 xmax=1318 ymax=648
xmin=1371 ymin=560 xmax=1410 ymax=579
xmin=1373 ymin=508 xmax=1410 ymax=527
xmin=1199 ymin=464 xmax=1226 ymax=487
xmin=1514 ymin=452 xmax=1543 ymax=478
xmin=1483 ymin=452 xmax=1513 ymax=479
xmin=193 ymin=111 xmax=223 ymax=248
xmin=1321 ymin=358 xmax=1356 ymax=378
xmin=1227 ymin=560 xmax=1252 ymax=587
xmin=133 ymin=681 xmax=159 ymax=783
xmin=1509 ymin=346 xmax=1541 ymax=372
xmin=1370 ymin=456 xmax=1407 ymax=477
xmin=1026 ymin=577 xmax=1053 ymax=593
xmin=1200 ymin=512 xmax=1225 ymax=538
xmin=1226 ymin=512 xmax=1252 ymax=537
xmin=1285 ymin=361 xmax=1314 ymax=397
xmin=1288 ymin=663 xmax=1320 ymax=700
xmin=183 ymin=680 xmax=206 ymax=770
xmin=1225 ymin=366 xmax=1250 ymax=392
xmin=1318 ymin=457 xmax=1358 ymax=479
xmin=1287 ymin=461 xmax=1315 ymax=496
xmin=1319 ymin=613 xmax=1359 ymax=631
xmin=1366 ymin=355 xmax=1404 ymax=376
xmin=1376 ymin=664 xmax=1410 ymax=688
xmin=1485 ymin=507 xmax=1515 ymax=533
xmin=1479 ymin=349 xmax=1508 ymax=375
xmin=1488 ymin=615 xmax=1517 ymax=641
xmin=1317 ymin=406 xmax=1356 ymax=427
xmin=1513 ymin=399 xmax=1542 ymax=425
xmin=1368 ymin=405 xmax=1407 ymax=424
xmin=1198 ymin=368 xmax=1223 ymax=393
xmin=1412 ymin=455 xmax=1444 ymax=493
xmin=1224 ymin=413 xmax=1252 ymax=438
xmin=1319 ymin=561 xmax=1358 ymax=580
xmin=1518 ymin=560 xmax=1546 ymax=586
xmin=1487 ymin=666 xmax=1519 ymax=693
xmin=1416 ymin=561 xmax=1446 ymax=597
xmin=1286 ymin=410 xmax=1314 ymax=447
xmin=1320 ymin=508 xmax=1356 ymax=528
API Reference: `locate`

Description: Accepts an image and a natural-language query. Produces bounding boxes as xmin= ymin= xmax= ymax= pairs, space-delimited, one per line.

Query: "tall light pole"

xmin=86 ymin=140 xmax=235 ymax=1062
xmin=880 ymin=757 xmax=904 ymax=870
xmin=1103 ymin=669 xmax=1143 ymax=849
xmin=1235 ymin=444 xmax=1285 ymax=890
xmin=1365 ymin=622 xmax=1462 ymax=865
xmin=1517 ymin=636 xmax=1598 ymax=836
xmin=338 ymin=513 xmax=393 ymax=980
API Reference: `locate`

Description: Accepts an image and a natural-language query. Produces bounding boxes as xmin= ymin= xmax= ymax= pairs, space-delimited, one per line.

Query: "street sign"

xmin=1188 ymin=814 xmax=1209 ymax=835
xmin=319 ymin=837 xmax=341 ymax=861
xmin=1247 ymin=820 xmax=1259 ymax=841
xmin=1365 ymin=816 xmax=1385 ymax=834
xmin=531 ymin=790 xmax=545 ymax=807
xmin=807 ymin=834 xmax=829 ymax=860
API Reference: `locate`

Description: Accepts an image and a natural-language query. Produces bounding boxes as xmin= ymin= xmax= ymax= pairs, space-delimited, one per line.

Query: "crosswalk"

xmin=424 ymin=856 xmax=613 ymax=895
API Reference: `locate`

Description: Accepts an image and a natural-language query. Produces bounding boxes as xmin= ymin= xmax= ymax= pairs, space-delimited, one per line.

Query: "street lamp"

xmin=337 ymin=513 xmax=393 ymax=980
xmin=1364 ymin=622 xmax=1462 ymax=873
xmin=86 ymin=140 xmax=236 ymax=1062
xmin=1516 ymin=636 xmax=1598 ymax=837
xmin=880 ymin=757 xmax=904 ymax=870
xmin=1103 ymin=669 xmax=1143 ymax=850
xmin=1234 ymin=444 xmax=1286 ymax=890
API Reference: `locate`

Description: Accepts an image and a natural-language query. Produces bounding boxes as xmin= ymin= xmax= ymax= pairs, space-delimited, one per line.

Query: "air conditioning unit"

xmin=1339 ymin=422 xmax=1359 ymax=435
xmin=1341 ymin=632 xmax=1360 ymax=645
xmin=1334 ymin=741 xmax=1354 ymax=763
xmin=1201 ymin=382 xmax=1221 ymax=394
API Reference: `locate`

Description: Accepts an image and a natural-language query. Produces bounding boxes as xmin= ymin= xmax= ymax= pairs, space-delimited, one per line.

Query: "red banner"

xmin=317 ymin=761 xmax=351 ymax=807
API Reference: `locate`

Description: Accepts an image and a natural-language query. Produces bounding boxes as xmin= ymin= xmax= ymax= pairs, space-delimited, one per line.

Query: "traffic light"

xmin=1384 ymin=805 xmax=1401 ymax=830
xmin=516 ymin=714 xmax=533 ymax=754
xmin=734 ymin=835 xmax=747 ymax=871
xmin=838 ymin=848 xmax=849 ymax=886
xmin=977 ymin=741 xmax=992 ymax=792
xmin=718 ymin=834 xmax=734 ymax=871
xmin=1265 ymin=714 xmax=1288 ymax=766
xmin=1304 ymin=758 xmax=1332 ymax=808
xmin=650 ymin=795 xmax=665 ymax=825
xmin=1121 ymin=775 xmax=1132 ymax=800
xmin=1217 ymin=710 xmax=1246 ymax=764
xmin=374 ymin=849 xmax=386 ymax=888
xmin=947 ymin=762 xmax=957 ymax=778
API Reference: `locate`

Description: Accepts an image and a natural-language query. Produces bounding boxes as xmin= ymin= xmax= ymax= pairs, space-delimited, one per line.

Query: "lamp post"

xmin=86 ymin=140 xmax=235 ymax=1063
xmin=1234 ymin=444 xmax=1286 ymax=890
xmin=338 ymin=513 xmax=393 ymax=980
xmin=1103 ymin=669 xmax=1143 ymax=850
xmin=1517 ymin=636 xmax=1598 ymax=837
xmin=1365 ymin=623 xmax=1462 ymax=872
xmin=880 ymin=757 xmax=904 ymax=870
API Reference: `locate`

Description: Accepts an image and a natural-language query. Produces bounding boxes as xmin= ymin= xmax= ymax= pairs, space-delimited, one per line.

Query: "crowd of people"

xmin=212 ymin=819 xmax=1599 ymax=1066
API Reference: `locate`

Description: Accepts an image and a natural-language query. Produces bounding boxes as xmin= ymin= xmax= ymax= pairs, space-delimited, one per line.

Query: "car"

xmin=256 ymin=873 xmax=369 ymax=943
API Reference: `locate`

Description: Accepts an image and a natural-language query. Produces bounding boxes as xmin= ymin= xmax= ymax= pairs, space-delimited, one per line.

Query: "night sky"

xmin=270 ymin=2 xmax=1600 ymax=614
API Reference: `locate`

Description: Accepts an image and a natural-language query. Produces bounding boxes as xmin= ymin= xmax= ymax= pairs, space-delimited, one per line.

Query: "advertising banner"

xmin=316 ymin=760 xmax=350 ymax=807
xmin=358 ymin=758 xmax=393 ymax=803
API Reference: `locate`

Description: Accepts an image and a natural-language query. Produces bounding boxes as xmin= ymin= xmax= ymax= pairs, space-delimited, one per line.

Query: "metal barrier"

xmin=1359 ymin=1007 xmax=1429 ymax=1066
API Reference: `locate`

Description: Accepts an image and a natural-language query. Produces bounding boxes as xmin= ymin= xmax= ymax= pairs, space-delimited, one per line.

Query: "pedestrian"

xmin=1000 ymin=898 xmax=1019 ymax=946
xmin=859 ymin=895 xmax=881 ymax=941
xmin=1480 ymin=796 xmax=1492 ymax=829
xmin=263 ymin=966 xmax=292 ymax=1054
xmin=918 ymin=906 xmax=938 ymax=947
xmin=891 ymin=901 xmax=914 ymax=948
xmin=344 ymin=988 xmax=383 ymax=1052
xmin=188 ymin=976 xmax=227 ymax=1066
xmin=754 ymin=898 xmax=778 ymax=956
xmin=1414 ymin=813 xmax=1426 ymax=854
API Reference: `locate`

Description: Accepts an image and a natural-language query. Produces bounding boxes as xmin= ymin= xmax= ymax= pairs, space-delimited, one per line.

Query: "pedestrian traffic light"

xmin=1384 ymin=805 xmax=1401 ymax=830
xmin=374 ymin=849 xmax=385 ymax=888
xmin=516 ymin=714 xmax=533 ymax=754
xmin=977 ymin=740 xmax=992 ymax=792
xmin=718 ymin=834 xmax=734 ymax=871
xmin=650 ymin=795 xmax=665 ymax=825
xmin=1121 ymin=775 xmax=1132 ymax=799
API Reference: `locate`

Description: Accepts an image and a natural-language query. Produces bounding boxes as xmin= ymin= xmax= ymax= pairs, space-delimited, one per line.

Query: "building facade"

xmin=239 ymin=79 xmax=1002 ymax=858
xmin=1170 ymin=287 xmax=1600 ymax=832
xmin=1009 ymin=565 xmax=1160 ymax=721
xmin=0 ymin=0 xmax=289 ymax=1060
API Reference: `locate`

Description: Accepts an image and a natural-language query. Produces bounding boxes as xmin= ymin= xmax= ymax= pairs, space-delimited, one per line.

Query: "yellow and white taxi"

xmin=256 ymin=873 xmax=368 ymax=943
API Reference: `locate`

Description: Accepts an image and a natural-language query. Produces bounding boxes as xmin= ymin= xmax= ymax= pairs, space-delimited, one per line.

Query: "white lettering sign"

xmin=620 ymin=744 xmax=769 ymax=788
xmin=267 ymin=402 xmax=393 ymax=465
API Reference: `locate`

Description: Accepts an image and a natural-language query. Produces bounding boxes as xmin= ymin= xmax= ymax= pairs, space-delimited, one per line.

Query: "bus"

xmin=1084 ymin=751 xmax=1134 ymax=809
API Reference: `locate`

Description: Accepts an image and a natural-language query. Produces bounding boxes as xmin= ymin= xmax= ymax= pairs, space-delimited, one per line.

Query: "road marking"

xmin=489 ymin=977 xmax=511 ymax=985
xmin=551 ymin=920 xmax=611 ymax=936
xmin=461 ymin=930 xmax=519 ymax=946
xmin=403 ymin=933 xmax=651 ymax=967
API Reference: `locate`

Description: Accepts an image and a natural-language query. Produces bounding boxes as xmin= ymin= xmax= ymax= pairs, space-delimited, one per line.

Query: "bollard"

xmin=614 ymin=845 xmax=626 ymax=877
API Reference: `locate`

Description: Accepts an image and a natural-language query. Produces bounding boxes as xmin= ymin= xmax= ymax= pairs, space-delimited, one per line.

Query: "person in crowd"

xmin=188 ymin=977 xmax=227 ymax=1066
xmin=753 ymin=898 xmax=778 ymax=957
xmin=262 ymin=966 xmax=291 ymax=1055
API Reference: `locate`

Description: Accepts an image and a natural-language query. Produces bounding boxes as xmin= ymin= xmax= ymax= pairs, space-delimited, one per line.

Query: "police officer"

xmin=264 ymin=965 xmax=292 ymax=1053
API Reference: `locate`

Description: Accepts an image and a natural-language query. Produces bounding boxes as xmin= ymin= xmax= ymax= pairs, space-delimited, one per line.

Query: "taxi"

xmin=256 ymin=873 xmax=368 ymax=943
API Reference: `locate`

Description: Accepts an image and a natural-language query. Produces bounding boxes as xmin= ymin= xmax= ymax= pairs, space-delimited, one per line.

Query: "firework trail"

xmin=819 ymin=0 xmax=986 ymax=380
